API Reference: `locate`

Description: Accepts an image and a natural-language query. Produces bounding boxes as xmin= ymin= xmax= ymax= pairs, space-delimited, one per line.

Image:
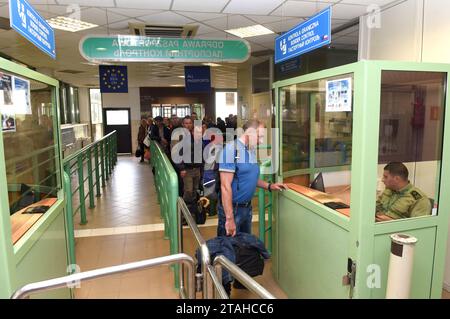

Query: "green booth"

xmin=0 ymin=57 xmax=70 ymax=298
xmin=272 ymin=60 xmax=450 ymax=298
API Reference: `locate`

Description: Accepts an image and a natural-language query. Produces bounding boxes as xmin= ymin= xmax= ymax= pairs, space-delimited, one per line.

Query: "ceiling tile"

xmin=172 ymin=0 xmax=229 ymax=13
xmin=329 ymin=3 xmax=368 ymax=20
xmin=332 ymin=35 xmax=358 ymax=45
xmin=106 ymin=8 xmax=164 ymax=18
xmin=198 ymin=31 xmax=231 ymax=40
xmin=271 ymin=1 xmax=329 ymax=17
xmin=78 ymin=8 xmax=129 ymax=26
xmin=138 ymin=11 xmax=194 ymax=25
xmin=203 ymin=15 xmax=255 ymax=30
xmin=27 ymin=0 xmax=58 ymax=4
xmin=174 ymin=11 xmax=227 ymax=22
xmin=341 ymin=0 xmax=397 ymax=6
xmin=264 ymin=17 xmax=304 ymax=33
xmin=188 ymin=23 xmax=218 ymax=36
xmin=245 ymin=15 xmax=284 ymax=25
xmin=57 ymin=0 xmax=115 ymax=7
xmin=115 ymin=0 xmax=171 ymax=10
xmin=106 ymin=20 xmax=141 ymax=32
xmin=224 ymin=0 xmax=284 ymax=15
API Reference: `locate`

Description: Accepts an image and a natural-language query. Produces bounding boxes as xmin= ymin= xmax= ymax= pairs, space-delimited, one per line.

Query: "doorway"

xmin=103 ymin=108 xmax=132 ymax=154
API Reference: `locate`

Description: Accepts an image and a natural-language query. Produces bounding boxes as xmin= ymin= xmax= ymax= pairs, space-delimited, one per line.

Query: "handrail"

xmin=177 ymin=197 xmax=228 ymax=299
xmin=150 ymin=141 xmax=179 ymax=286
xmin=11 ymin=253 xmax=195 ymax=299
xmin=213 ymin=255 xmax=276 ymax=299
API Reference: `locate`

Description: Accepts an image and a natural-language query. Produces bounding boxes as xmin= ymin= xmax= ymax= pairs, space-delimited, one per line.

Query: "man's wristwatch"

xmin=267 ymin=183 xmax=272 ymax=192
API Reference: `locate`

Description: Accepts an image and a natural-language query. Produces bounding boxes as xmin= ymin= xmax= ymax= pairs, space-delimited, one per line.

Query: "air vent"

xmin=58 ymin=69 xmax=84 ymax=74
xmin=129 ymin=23 xmax=198 ymax=38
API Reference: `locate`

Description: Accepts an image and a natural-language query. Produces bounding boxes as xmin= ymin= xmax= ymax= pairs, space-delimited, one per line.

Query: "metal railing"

xmin=213 ymin=255 xmax=276 ymax=299
xmin=63 ymin=131 xmax=117 ymax=266
xmin=150 ymin=141 xmax=179 ymax=283
xmin=11 ymin=253 xmax=195 ymax=299
xmin=177 ymin=197 xmax=228 ymax=299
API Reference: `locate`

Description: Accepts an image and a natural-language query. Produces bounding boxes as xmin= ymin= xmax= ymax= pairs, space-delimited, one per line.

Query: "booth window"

xmin=375 ymin=71 xmax=445 ymax=222
xmin=1 ymin=72 xmax=60 ymax=236
xmin=281 ymin=74 xmax=353 ymax=212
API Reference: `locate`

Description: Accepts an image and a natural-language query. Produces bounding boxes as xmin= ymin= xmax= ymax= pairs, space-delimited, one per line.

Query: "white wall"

xmin=359 ymin=0 xmax=450 ymax=291
xmin=77 ymin=88 xmax=91 ymax=141
xmin=101 ymin=87 xmax=141 ymax=153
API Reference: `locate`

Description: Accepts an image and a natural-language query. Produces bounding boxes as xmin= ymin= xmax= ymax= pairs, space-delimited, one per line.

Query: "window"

xmin=375 ymin=71 xmax=445 ymax=221
xmin=1 ymin=72 xmax=60 ymax=228
xmin=105 ymin=110 xmax=129 ymax=125
xmin=89 ymin=89 xmax=103 ymax=124
xmin=281 ymin=74 xmax=354 ymax=210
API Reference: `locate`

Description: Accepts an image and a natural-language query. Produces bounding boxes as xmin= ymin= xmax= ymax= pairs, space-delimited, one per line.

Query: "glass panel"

xmin=152 ymin=105 xmax=161 ymax=117
xmin=375 ymin=71 xmax=446 ymax=222
xmin=1 ymin=71 xmax=60 ymax=222
xmin=89 ymin=89 xmax=103 ymax=124
xmin=106 ymin=110 xmax=129 ymax=125
xmin=281 ymin=73 xmax=354 ymax=214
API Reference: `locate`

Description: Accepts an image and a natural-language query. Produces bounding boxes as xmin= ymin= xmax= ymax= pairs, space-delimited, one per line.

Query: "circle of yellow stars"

xmin=102 ymin=68 xmax=126 ymax=90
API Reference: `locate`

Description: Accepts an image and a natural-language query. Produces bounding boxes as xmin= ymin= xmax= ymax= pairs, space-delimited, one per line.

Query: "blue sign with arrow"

xmin=9 ymin=0 xmax=56 ymax=59
xmin=275 ymin=7 xmax=331 ymax=64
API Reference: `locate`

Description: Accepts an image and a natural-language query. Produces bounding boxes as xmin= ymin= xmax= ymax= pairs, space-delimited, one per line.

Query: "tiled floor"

xmin=74 ymin=156 xmax=286 ymax=299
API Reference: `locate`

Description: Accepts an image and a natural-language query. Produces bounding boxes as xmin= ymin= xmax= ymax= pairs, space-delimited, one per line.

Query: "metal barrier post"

xmin=100 ymin=141 xmax=105 ymax=187
xmin=87 ymin=148 xmax=95 ymax=209
xmin=77 ymin=155 xmax=87 ymax=225
xmin=105 ymin=139 xmax=109 ymax=181
xmin=94 ymin=144 xmax=101 ymax=197
xmin=63 ymin=169 xmax=76 ymax=266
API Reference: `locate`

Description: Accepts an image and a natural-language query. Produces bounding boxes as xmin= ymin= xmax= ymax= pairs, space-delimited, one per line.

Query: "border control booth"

xmin=271 ymin=60 xmax=450 ymax=298
xmin=0 ymin=57 xmax=70 ymax=298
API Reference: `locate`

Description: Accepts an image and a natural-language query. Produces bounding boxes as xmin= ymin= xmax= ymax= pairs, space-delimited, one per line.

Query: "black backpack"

xmin=232 ymin=242 xmax=265 ymax=289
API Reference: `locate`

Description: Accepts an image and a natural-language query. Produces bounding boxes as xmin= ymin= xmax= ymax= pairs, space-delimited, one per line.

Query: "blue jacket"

xmin=196 ymin=232 xmax=270 ymax=285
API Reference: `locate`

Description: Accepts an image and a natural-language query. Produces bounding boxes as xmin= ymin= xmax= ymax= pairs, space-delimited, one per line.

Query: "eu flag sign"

xmin=99 ymin=65 xmax=128 ymax=93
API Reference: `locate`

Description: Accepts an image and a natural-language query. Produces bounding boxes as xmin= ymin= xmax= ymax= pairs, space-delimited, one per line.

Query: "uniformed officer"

xmin=376 ymin=162 xmax=431 ymax=221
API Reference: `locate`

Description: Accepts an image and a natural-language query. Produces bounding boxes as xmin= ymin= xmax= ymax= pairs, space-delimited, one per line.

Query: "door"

xmin=103 ymin=108 xmax=132 ymax=154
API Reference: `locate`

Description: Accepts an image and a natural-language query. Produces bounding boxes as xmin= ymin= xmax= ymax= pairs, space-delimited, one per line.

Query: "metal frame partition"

xmin=272 ymin=60 xmax=450 ymax=298
xmin=62 ymin=131 xmax=117 ymax=266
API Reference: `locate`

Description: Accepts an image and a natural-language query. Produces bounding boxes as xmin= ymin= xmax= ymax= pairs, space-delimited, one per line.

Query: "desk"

xmin=286 ymin=183 xmax=351 ymax=217
xmin=10 ymin=198 xmax=57 ymax=245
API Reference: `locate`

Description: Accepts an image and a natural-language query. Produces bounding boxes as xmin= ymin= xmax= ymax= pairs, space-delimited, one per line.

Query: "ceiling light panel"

xmin=223 ymin=0 xmax=284 ymax=15
xmin=225 ymin=24 xmax=274 ymax=38
xmin=47 ymin=16 xmax=98 ymax=32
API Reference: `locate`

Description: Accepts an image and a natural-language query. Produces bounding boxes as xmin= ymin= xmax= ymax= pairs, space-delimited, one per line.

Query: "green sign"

xmin=80 ymin=35 xmax=251 ymax=63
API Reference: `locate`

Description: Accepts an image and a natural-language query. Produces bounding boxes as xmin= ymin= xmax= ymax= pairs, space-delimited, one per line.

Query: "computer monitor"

xmin=310 ymin=173 xmax=325 ymax=192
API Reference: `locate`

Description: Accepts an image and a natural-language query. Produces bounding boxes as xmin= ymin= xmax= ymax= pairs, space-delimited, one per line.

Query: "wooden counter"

xmin=10 ymin=198 xmax=57 ymax=245
xmin=286 ymin=183 xmax=351 ymax=217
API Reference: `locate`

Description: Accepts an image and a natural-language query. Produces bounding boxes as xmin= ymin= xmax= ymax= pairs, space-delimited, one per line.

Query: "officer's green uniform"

xmin=376 ymin=183 xmax=431 ymax=219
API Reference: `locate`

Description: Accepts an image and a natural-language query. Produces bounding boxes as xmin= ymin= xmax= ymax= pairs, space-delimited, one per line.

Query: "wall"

xmin=102 ymin=88 xmax=141 ymax=153
xmin=359 ymin=0 xmax=450 ymax=290
xmin=78 ymin=88 xmax=91 ymax=142
xmin=237 ymin=65 xmax=252 ymax=126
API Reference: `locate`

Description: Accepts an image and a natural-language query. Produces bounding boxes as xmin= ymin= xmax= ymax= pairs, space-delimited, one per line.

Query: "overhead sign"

xmin=275 ymin=7 xmax=331 ymax=64
xmin=99 ymin=65 xmax=128 ymax=93
xmin=9 ymin=0 xmax=56 ymax=59
xmin=80 ymin=36 xmax=250 ymax=63
xmin=184 ymin=66 xmax=211 ymax=93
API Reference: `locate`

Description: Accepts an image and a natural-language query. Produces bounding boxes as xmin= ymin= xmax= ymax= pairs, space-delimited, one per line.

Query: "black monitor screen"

xmin=310 ymin=173 xmax=325 ymax=192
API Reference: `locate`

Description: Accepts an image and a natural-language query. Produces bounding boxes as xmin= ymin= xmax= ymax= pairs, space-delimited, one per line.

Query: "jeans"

xmin=217 ymin=202 xmax=252 ymax=236
xmin=182 ymin=167 xmax=201 ymax=216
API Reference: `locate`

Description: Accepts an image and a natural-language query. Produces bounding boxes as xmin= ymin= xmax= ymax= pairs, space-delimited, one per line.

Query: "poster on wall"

xmin=13 ymin=76 xmax=31 ymax=114
xmin=1 ymin=73 xmax=13 ymax=106
xmin=1 ymin=106 xmax=16 ymax=132
xmin=326 ymin=77 xmax=352 ymax=112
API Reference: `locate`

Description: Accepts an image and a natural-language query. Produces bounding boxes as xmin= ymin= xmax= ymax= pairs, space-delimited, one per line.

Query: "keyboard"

xmin=323 ymin=201 xmax=350 ymax=209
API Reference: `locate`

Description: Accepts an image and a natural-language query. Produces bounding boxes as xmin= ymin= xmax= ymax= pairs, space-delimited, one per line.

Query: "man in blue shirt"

xmin=218 ymin=119 xmax=288 ymax=237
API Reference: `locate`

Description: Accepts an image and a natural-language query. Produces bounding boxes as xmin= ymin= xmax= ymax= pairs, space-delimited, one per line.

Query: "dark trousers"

xmin=139 ymin=142 xmax=145 ymax=161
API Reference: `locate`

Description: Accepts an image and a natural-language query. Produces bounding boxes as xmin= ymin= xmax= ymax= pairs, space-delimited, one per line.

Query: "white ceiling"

xmin=0 ymin=0 xmax=399 ymax=88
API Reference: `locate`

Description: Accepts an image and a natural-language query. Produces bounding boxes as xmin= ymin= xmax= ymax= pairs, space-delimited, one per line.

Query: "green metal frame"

xmin=0 ymin=57 xmax=70 ymax=298
xmin=62 ymin=131 xmax=117 ymax=267
xmin=150 ymin=140 xmax=179 ymax=287
xmin=273 ymin=60 xmax=450 ymax=298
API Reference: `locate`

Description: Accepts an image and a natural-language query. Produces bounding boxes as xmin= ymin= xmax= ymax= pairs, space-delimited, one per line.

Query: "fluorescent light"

xmin=47 ymin=16 xmax=98 ymax=32
xmin=225 ymin=24 xmax=274 ymax=38
xmin=202 ymin=63 xmax=221 ymax=67
xmin=178 ymin=75 xmax=185 ymax=78
xmin=81 ymin=62 xmax=98 ymax=66
xmin=170 ymin=84 xmax=184 ymax=87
